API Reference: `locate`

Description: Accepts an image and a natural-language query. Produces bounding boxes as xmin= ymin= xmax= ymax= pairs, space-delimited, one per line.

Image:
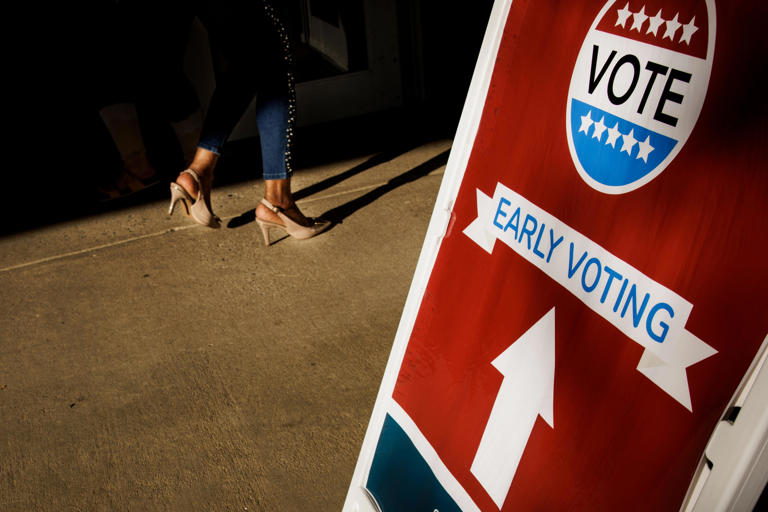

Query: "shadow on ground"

xmin=4 ymin=107 xmax=454 ymax=238
xmin=226 ymin=147 xmax=450 ymax=231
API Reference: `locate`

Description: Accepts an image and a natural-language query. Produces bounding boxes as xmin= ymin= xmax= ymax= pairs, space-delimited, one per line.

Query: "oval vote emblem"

xmin=566 ymin=1 xmax=716 ymax=194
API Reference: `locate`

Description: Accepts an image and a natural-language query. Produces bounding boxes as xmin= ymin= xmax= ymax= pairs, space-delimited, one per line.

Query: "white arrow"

xmin=470 ymin=308 xmax=556 ymax=509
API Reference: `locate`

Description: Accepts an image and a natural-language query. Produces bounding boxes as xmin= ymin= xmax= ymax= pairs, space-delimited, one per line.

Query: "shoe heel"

xmin=168 ymin=196 xmax=180 ymax=216
xmin=168 ymin=184 xmax=189 ymax=216
xmin=171 ymin=170 xmax=220 ymax=228
xmin=256 ymin=220 xmax=272 ymax=247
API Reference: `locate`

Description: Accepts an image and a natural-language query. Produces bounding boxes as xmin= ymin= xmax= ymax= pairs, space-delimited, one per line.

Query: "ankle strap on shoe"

xmin=181 ymin=169 xmax=203 ymax=185
xmin=260 ymin=198 xmax=281 ymax=213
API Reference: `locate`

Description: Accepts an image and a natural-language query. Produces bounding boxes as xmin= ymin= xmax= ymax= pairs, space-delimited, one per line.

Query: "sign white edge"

xmin=681 ymin=333 xmax=768 ymax=512
xmin=342 ymin=0 xmax=515 ymax=510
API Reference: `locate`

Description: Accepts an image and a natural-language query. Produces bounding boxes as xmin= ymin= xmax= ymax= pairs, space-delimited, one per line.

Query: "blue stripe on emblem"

xmin=571 ymin=99 xmax=677 ymax=187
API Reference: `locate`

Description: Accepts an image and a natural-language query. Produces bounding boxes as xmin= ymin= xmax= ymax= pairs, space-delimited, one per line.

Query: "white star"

xmin=605 ymin=122 xmax=622 ymax=148
xmin=646 ymin=9 xmax=665 ymax=36
xmin=616 ymin=3 xmax=632 ymax=28
xmin=592 ymin=116 xmax=608 ymax=142
xmin=620 ymin=129 xmax=638 ymax=155
xmin=631 ymin=6 xmax=648 ymax=32
xmin=579 ymin=110 xmax=594 ymax=135
xmin=680 ymin=16 xmax=699 ymax=45
xmin=664 ymin=13 xmax=682 ymax=41
xmin=636 ymin=135 xmax=654 ymax=162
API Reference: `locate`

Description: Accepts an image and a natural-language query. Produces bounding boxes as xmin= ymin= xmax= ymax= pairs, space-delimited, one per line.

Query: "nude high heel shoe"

xmin=168 ymin=169 xmax=221 ymax=228
xmin=256 ymin=198 xmax=330 ymax=246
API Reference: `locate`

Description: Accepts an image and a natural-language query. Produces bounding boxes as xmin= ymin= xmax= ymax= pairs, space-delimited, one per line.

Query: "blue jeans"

xmin=196 ymin=1 xmax=296 ymax=180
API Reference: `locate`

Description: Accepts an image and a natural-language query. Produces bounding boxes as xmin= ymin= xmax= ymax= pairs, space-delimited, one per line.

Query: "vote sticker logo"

xmin=566 ymin=1 xmax=715 ymax=194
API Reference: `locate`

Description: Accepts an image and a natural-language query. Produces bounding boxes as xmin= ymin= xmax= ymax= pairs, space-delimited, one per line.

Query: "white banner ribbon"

xmin=463 ymin=182 xmax=716 ymax=410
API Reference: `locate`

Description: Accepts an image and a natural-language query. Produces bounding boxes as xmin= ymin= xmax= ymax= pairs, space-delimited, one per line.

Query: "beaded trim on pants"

xmin=262 ymin=0 xmax=297 ymax=177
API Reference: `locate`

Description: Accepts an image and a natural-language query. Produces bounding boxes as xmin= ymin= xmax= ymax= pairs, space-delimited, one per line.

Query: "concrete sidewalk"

xmin=0 ymin=139 xmax=451 ymax=510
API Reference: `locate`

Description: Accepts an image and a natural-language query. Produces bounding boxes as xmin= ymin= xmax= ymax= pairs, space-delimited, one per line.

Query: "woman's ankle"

xmin=187 ymin=148 xmax=219 ymax=181
xmin=264 ymin=178 xmax=294 ymax=208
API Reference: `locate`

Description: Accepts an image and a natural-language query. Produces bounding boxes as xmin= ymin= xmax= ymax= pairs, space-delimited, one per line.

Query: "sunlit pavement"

xmin=0 ymin=139 xmax=451 ymax=510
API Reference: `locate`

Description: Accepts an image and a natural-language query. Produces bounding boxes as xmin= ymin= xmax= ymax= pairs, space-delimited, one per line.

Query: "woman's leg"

xmin=172 ymin=62 xmax=259 ymax=205
xmin=254 ymin=91 xmax=309 ymax=224
xmin=177 ymin=1 xmax=320 ymax=229
xmin=252 ymin=2 xmax=316 ymax=226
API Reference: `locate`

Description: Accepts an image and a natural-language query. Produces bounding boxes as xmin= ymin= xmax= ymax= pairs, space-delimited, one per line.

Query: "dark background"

xmin=9 ymin=1 xmax=494 ymax=235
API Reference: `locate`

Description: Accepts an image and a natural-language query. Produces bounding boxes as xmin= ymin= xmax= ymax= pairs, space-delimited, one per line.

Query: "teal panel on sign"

xmin=366 ymin=414 xmax=462 ymax=512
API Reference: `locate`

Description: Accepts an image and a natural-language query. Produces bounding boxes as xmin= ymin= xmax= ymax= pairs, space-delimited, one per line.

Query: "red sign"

xmin=347 ymin=1 xmax=768 ymax=510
